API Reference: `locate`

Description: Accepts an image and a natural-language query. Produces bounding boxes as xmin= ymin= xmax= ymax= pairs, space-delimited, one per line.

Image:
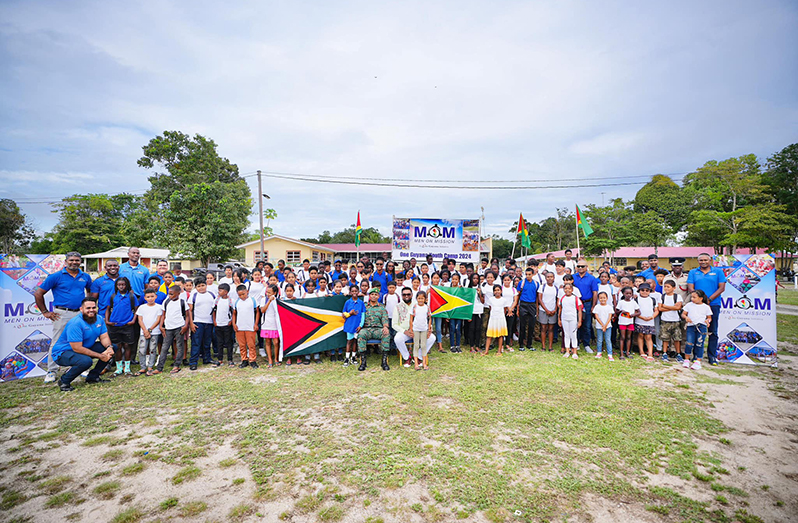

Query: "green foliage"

xmin=0 ymin=199 xmax=35 ymax=253
xmin=634 ymin=174 xmax=691 ymax=231
xmin=164 ymin=180 xmax=251 ymax=266
xmin=302 ymin=226 xmax=389 ymax=245
xmin=763 ymin=143 xmax=798 ymax=239
xmin=632 ymin=211 xmax=673 ymax=252
xmin=581 ymin=199 xmax=636 ymax=256
xmin=490 ymin=236 xmax=514 ymax=260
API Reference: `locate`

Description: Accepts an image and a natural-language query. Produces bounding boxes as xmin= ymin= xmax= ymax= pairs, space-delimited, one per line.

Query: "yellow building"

xmin=236 ymin=235 xmax=335 ymax=267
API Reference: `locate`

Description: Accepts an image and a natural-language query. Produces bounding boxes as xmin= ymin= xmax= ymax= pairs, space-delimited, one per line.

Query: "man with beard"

xmin=35 ymin=252 xmax=93 ymax=383
xmin=391 ymin=287 xmax=435 ymax=367
xmin=356 ymin=288 xmax=391 ymax=371
xmin=50 ymin=297 xmax=115 ymax=391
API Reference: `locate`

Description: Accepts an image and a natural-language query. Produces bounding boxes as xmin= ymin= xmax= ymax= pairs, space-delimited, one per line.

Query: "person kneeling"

xmin=51 ymin=297 xmax=115 ymax=391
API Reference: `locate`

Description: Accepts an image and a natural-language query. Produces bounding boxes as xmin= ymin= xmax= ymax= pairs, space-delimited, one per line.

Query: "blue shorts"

xmin=346 ymin=332 xmax=358 ymax=340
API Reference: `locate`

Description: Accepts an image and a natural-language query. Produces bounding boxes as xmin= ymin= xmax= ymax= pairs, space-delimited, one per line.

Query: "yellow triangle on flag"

xmin=431 ymin=287 xmax=471 ymax=315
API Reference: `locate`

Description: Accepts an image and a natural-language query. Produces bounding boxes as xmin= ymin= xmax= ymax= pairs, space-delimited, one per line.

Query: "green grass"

xmin=0 ymin=348 xmax=765 ymax=521
xmin=229 ymin=503 xmax=255 ymax=520
xmin=120 ymin=462 xmax=145 ymax=476
xmin=38 ymin=475 xmax=72 ymax=494
xmin=777 ymin=288 xmax=798 ymax=306
xmin=44 ymin=491 xmax=77 ymax=508
xmin=777 ymin=313 xmax=798 ymax=344
xmin=109 ymin=507 xmax=142 ymax=523
xmin=159 ymin=496 xmax=179 ymax=510
xmin=93 ymin=480 xmax=121 ymax=499
xmin=0 ymin=490 xmax=26 ymax=510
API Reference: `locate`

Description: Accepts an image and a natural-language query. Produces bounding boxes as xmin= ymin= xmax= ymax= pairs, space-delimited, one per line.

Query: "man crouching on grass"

xmin=51 ymin=297 xmax=115 ymax=391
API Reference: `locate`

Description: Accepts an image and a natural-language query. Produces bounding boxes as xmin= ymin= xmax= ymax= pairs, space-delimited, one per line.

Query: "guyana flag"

xmin=355 ymin=211 xmax=362 ymax=248
xmin=518 ymin=212 xmax=531 ymax=249
xmin=276 ymin=295 xmax=348 ymax=357
xmin=429 ymin=285 xmax=476 ymax=320
xmin=576 ymin=204 xmax=594 ymax=237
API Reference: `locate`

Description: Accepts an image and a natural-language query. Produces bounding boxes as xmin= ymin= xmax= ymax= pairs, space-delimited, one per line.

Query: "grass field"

xmin=2 ymin=316 xmax=797 ymax=522
xmin=777 ymin=287 xmax=798 ymax=306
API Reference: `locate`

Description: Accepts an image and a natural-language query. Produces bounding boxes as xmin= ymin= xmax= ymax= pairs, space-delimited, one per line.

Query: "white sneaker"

xmin=562 ymin=352 xmax=570 ymax=358
xmin=682 ymin=359 xmax=691 ymax=369
xmin=584 ymin=346 xmax=594 ymax=354
xmin=595 ymin=352 xmax=602 ymax=359
xmin=80 ymin=370 xmax=89 ymax=377
xmin=44 ymin=371 xmax=57 ymax=383
xmin=608 ymin=355 xmax=615 ymax=361
xmin=571 ymin=353 xmax=579 ymax=360
xmin=691 ymin=360 xmax=702 ymax=370
xmin=258 ymin=349 xmax=266 ymax=358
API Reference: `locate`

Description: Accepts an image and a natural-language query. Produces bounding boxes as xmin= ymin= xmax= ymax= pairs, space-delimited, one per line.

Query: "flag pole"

xmin=575 ymin=206 xmax=581 ymax=258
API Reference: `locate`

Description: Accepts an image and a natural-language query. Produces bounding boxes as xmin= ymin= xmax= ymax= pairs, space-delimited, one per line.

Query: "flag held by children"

xmin=355 ymin=211 xmax=362 ymax=248
xmin=277 ymin=295 xmax=348 ymax=357
xmin=518 ymin=212 xmax=531 ymax=249
xmin=429 ymin=285 xmax=476 ymax=320
xmin=575 ymin=205 xmax=593 ymax=237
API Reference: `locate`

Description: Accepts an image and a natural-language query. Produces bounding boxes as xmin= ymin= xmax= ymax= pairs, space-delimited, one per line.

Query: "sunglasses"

xmin=577 ymin=265 xmax=587 ymax=268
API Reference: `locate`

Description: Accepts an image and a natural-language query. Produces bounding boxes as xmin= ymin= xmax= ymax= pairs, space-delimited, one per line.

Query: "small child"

xmin=189 ymin=277 xmax=217 ymax=369
xmin=106 ymin=277 xmax=138 ymax=376
xmin=158 ymin=271 xmax=175 ymax=294
xmin=484 ymin=284 xmax=509 ymax=355
xmin=616 ymin=286 xmax=640 ymax=359
xmin=593 ymin=291 xmax=614 ymax=360
xmin=233 ymin=284 xmax=260 ymax=369
xmin=682 ymin=290 xmax=712 ymax=370
xmin=259 ymin=284 xmax=280 ymax=368
xmin=155 ymin=284 xmax=191 ymax=374
xmin=635 ymin=283 xmax=659 ymax=361
xmin=658 ymin=279 xmax=684 ymax=362
xmin=342 ymin=286 xmax=366 ymax=366
xmin=213 ymin=283 xmax=235 ymax=366
xmin=558 ymin=283 xmax=583 ymax=359
xmin=136 ymin=288 xmax=163 ymax=375
xmin=537 ymin=271 xmax=559 ymax=352
xmin=409 ymin=291 xmax=432 ymax=370
xmin=316 ymin=277 xmax=330 ymax=297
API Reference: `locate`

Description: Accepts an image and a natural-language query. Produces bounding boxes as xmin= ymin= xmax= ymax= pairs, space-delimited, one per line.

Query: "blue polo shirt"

xmin=107 ymin=292 xmax=137 ymax=326
xmin=52 ymin=314 xmax=107 ymax=360
xmin=638 ymin=268 xmax=656 ymax=281
xmin=89 ymin=274 xmax=118 ymax=318
xmin=331 ymin=270 xmax=344 ymax=281
xmin=39 ymin=268 xmax=92 ymax=309
xmin=119 ymin=262 xmax=150 ymax=297
xmin=343 ymin=298 xmax=366 ymax=334
xmin=687 ymin=267 xmax=727 ymax=306
xmin=138 ymin=291 xmax=167 ymax=306
xmin=572 ymin=272 xmax=598 ymax=302
xmin=516 ymin=278 xmax=538 ymax=303
xmin=370 ymin=270 xmax=389 ymax=299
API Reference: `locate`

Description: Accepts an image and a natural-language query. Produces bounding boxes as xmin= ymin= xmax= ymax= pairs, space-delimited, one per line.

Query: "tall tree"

xmin=632 ymin=211 xmax=672 ymax=254
xmin=634 ymin=174 xmax=690 ymax=232
xmin=762 ymin=143 xmax=798 ymax=267
xmin=47 ymin=193 xmax=142 ymax=254
xmin=581 ymin=199 xmax=636 ymax=260
xmin=302 ymin=226 xmax=389 ymax=245
xmin=0 ymin=199 xmax=35 ymax=253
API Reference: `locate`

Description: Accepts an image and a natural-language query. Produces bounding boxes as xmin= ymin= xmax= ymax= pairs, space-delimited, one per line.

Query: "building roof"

xmin=235 ymin=235 xmax=335 ymax=252
xmin=521 ymin=246 xmax=785 ymax=261
xmin=320 ymin=243 xmax=392 ymax=252
xmin=83 ymin=247 xmax=171 ymax=259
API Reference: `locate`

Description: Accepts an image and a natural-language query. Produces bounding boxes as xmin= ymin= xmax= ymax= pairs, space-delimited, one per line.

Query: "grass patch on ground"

xmin=777 ymin=314 xmax=798 ymax=344
xmin=777 ymin=288 xmax=798 ymax=306
xmin=1 ymin=343 xmax=780 ymax=521
xmin=93 ymin=480 xmax=121 ymax=499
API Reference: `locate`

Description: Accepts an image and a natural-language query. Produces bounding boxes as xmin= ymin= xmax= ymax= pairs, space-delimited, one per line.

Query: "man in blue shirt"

xmin=687 ymin=253 xmax=727 ymax=365
xmin=370 ymin=257 xmax=390 ymax=299
xmin=638 ymin=254 xmax=660 ymax=281
xmin=572 ymin=260 xmax=599 ymax=353
xmin=51 ymin=297 xmax=115 ymax=391
xmin=34 ymin=252 xmax=93 ymax=383
xmin=89 ymin=259 xmax=120 ymax=319
xmin=119 ymin=247 xmax=149 ymax=298
xmin=516 ymin=263 xmax=539 ymax=351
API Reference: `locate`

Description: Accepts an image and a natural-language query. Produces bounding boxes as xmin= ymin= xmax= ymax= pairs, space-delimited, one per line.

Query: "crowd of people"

xmin=35 ymin=247 xmax=728 ymax=391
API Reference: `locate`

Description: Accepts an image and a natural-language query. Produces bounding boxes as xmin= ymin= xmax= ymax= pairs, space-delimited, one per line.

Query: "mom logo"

xmin=414 ymin=225 xmax=455 ymax=239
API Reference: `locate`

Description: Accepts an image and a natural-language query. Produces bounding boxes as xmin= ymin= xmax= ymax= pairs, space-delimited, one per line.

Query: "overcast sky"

xmin=1 ymin=0 xmax=796 ymax=241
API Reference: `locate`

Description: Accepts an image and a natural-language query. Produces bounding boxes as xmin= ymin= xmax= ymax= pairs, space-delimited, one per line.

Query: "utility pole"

xmin=257 ymin=170 xmax=265 ymax=263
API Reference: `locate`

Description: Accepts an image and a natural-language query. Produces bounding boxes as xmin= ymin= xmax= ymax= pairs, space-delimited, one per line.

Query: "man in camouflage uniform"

xmin=357 ymin=287 xmax=391 ymax=371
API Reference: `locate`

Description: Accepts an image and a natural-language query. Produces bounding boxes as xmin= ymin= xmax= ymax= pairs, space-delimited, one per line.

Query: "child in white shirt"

xmin=592 ymin=291 xmax=614 ymax=360
xmin=409 ymin=291 xmax=432 ymax=370
xmin=682 ymin=290 xmax=712 ymax=370
xmin=615 ymin=286 xmax=640 ymax=359
xmin=136 ymin=289 xmax=163 ymax=375
xmin=558 ymin=283 xmax=583 ymax=359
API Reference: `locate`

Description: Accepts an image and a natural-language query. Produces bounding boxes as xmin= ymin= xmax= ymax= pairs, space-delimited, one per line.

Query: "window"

xmin=254 ymin=251 xmax=268 ymax=262
xmin=612 ymin=258 xmax=627 ymax=267
xmin=286 ymin=250 xmax=301 ymax=264
xmin=312 ymin=251 xmax=327 ymax=263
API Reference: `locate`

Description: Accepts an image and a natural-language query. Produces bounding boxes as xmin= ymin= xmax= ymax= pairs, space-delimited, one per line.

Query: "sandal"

xmin=151 ymin=369 xmax=162 ymax=375
xmin=136 ymin=369 xmax=148 ymax=376
xmin=170 ymin=367 xmax=181 ymax=374
xmin=145 ymin=370 xmax=154 ymax=376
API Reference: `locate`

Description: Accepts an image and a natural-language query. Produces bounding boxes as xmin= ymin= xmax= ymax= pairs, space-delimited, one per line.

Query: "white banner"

xmin=392 ymin=218 xmax=481 ymax=264
xmin=1 ymin=254 xmax=65 ymax=382
xmin=714 ymin=254 xmax=777 ymax=365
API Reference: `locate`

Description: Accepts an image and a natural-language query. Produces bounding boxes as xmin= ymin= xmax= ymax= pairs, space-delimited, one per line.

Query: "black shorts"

xmin=108 ymin=324 xmax=137 ymax=345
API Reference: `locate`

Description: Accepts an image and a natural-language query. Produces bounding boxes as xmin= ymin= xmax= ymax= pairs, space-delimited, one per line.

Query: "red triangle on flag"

xmin=276 ymin=302 xmax=325 ymax=352
xmin=428 ymin=287 xmax=446 ymax=315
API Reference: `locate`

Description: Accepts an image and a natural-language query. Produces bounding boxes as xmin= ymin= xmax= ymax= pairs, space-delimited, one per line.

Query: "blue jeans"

xmin=578 ymin=300 xmax=593 ymax=347
xmin=707 ymin=304 xmax=720 ymax=363
xmin=685 ymin=324 xmax=707 ymax=360
xmin=190 ymin=322 xmax=214 ymax=365
xmin=595 ymin=326 xmax=612 ymax=356
xmin=434 ymin=317 xmax=444 ymax=343
xmin=449 ymin=319 xmax=462 ymax=347
xmin=55 ymin=342 xmax=108 ymax=386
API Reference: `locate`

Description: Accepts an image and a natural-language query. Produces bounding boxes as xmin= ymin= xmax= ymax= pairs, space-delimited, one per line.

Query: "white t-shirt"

xmin=553 ymin=272 xmax=565 ymax=289
xmin=249 ymin=281 xmax=266 ymax=302
xmin=539 ymin=284 xmax=559 ymax=311
xmin=214 ymin=295 xmax=233 ymax=326
xmin=190 ymin=291 xmax=216 ymax=324
xmin=597 ymin=283 xmax=614 ymax=301
xmin=259 ymin=295 xmax=280 ymax=330
xmin=486 ymin=295 xmax=507 ymax=312
xmin=384 ymin=293 xmax=401 ymax=319
xmin=501 ymin=285 xmax=517 ymax=304
xmin=683 ymin=302 xmax=712 ymax=326
xmin=558 ymin=294 xmax=582 ymax=322
xmin=543 ymin=263 xmax=557 ymax=275
xmin=660 ymin=293 xmax=683 ymax=322
xmin=280 ymin=282 xmax=304 ymax=299
xmin=136 ymin=303 xmax=163 ymax=335
xmin=411 ymin=303 xmax=430 ymax=331
xmin=219 ymin=276 xmax=234 ymax=287
xmin=592 ymin=303 xmax=613 ymax=329
xmin=206 ymin=283 xmax=219 ymax=296
xmin=162 ymin=297 xmax=187 ymax=330
xmin=616 ymin=299 xmax=640 ymax=326
xmin=563 ymin=259 xmax=577 ymax=274
xmin=295 ymin=268 xmax=310 ymax=283
xmin=635 ymin=294 xmax=659 ymax=327
xmin=234 ymin=296 xmax=258 ymax=331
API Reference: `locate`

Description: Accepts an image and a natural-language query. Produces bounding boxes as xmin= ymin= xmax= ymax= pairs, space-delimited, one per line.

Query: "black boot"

xmin=358 ymin=352 xmax=367 ymax=371
xmin=381 ymin=353 xmax=390 ymax=371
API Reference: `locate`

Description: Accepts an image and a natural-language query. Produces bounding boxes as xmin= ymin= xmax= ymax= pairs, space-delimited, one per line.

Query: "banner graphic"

xmin=392 ymin=218 xmax=481 ymax=264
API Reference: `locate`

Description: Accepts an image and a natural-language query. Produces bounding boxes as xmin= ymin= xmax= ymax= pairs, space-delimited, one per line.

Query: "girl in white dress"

xmin=558 ymin=283 xmax=583 ymax=359
xmin=484 ymin=285 xmax=509 ymax=356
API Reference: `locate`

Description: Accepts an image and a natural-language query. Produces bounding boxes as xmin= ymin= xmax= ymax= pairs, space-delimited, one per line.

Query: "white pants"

xmin=394 ymin=331 xmax=435 ymax=359
xmin=562 ymin=319 xmax=579 ymax=349
xmin=49 ymin=309 xmax=80 ymax=372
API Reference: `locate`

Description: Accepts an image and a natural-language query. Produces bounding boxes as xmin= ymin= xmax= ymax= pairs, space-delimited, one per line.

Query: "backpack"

xmin=164 ymin=297 xmax=186 ymax=319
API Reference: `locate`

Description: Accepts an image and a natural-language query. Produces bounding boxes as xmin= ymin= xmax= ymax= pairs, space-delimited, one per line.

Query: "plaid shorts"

xmin=659 ymin=321 xmax=683 ymax=342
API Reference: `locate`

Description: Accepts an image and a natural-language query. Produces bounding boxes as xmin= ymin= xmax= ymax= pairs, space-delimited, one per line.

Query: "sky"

xmin=1 ymin=0 xmax=796 ymax=242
